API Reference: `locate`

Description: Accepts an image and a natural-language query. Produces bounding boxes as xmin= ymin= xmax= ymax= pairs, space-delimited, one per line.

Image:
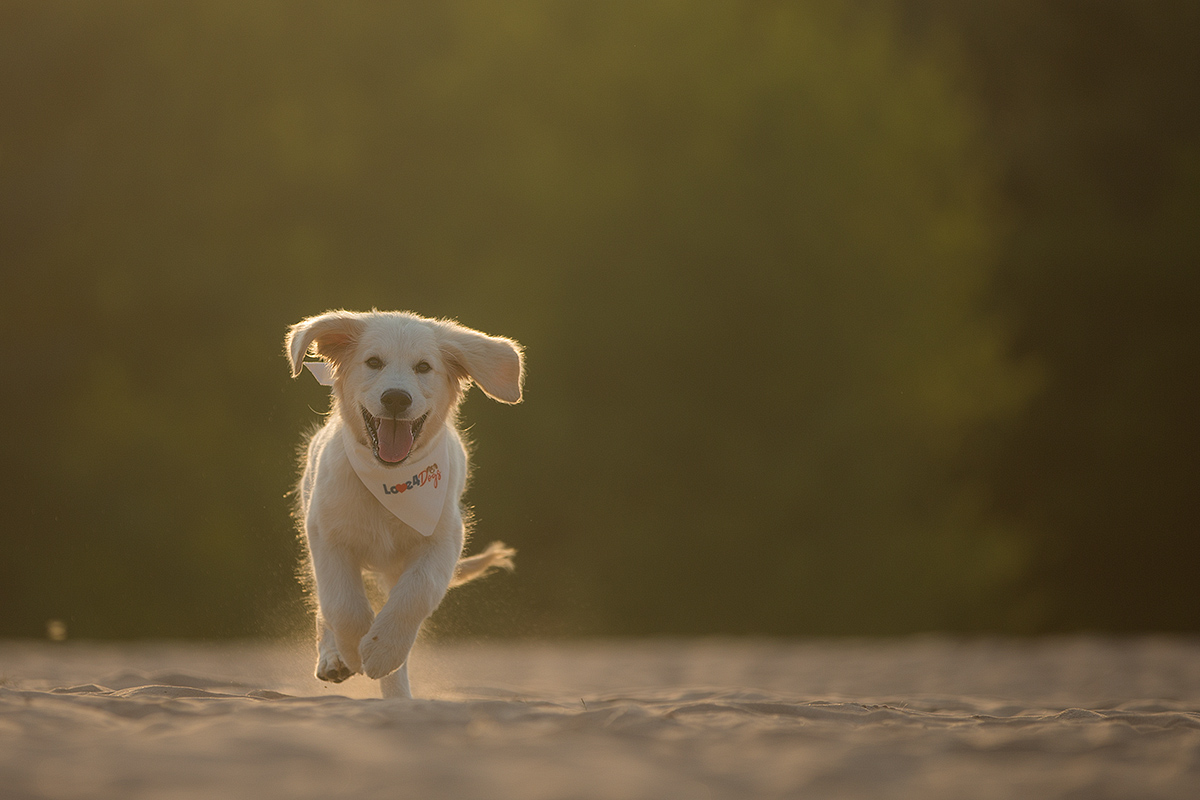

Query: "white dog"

xmin=285 ymin=309 xmax=523 ymax=698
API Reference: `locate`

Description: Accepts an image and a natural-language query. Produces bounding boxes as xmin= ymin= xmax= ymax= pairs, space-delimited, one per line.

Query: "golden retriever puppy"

xmin=285 ymin=310 xmax=522 ymax=698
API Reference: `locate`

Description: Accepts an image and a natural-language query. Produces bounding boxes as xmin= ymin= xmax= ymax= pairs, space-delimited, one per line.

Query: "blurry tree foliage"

xmin=0 ymin=1 xmax=1194 ymax=637
xmin=903 ymin=0 xmax=1200 ymax=631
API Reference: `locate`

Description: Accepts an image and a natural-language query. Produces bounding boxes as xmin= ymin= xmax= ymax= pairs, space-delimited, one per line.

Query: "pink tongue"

xmin=376 ymin=419 xmax=414 ymax=463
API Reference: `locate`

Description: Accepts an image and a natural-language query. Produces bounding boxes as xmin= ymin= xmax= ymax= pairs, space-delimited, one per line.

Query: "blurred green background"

xmin=2 ymin=1 xmax=1196 ymax=639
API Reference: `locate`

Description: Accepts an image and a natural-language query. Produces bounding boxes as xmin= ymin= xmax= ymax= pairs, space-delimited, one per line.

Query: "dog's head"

xmin=286 ymin=310 xmax=523 ymax=466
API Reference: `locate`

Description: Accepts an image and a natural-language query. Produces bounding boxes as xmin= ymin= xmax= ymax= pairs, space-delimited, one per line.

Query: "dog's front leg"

xmin=315 ymin=612 xmax=355 ymax=683
xmin=359 ymin=545 xmax=457 ymax=683
xmin=311 ymin=535 xmax=374 ymax=678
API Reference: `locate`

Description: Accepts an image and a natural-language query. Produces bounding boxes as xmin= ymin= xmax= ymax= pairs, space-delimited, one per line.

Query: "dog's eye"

xmin=415 ymin=361 xmax=432 ymax=374
xmin=365 ymin=356 xmax=383 ymax=370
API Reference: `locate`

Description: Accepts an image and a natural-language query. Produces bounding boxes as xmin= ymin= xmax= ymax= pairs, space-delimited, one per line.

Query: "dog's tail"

xmin=451 ymin=541 xmax=516 ymax=587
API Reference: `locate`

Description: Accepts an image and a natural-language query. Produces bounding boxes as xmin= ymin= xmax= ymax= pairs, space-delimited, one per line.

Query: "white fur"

xmin=285 ymin=310 xmax=522 ymax=698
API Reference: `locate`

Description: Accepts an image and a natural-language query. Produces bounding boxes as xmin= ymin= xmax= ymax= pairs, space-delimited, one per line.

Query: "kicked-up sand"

xmin=2 ymin=636 xmax=1199 ymax=799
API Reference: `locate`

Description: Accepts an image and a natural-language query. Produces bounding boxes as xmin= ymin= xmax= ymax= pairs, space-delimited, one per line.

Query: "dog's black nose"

xmin=380 ymin=389 xmax=412 ymax=415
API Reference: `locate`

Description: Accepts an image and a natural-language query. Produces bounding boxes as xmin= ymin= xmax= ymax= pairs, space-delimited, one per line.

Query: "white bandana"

xmin=305 ymin=361 xmax=334 ymax=386
xmin=342 ymin=433 xmax=449 ymax=537
xmin=304 ymin=360 xmax=448 ymax=536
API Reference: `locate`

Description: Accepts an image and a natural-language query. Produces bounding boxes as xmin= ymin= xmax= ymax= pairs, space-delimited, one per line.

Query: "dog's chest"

xmin=326 ymin=494 xmax=427 ymax=571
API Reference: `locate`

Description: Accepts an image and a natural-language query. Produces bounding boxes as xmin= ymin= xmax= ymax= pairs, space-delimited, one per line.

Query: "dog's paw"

xmin=327 ymin=613 xmax=373 ymax=674
xmin=316 ymin=651 xmax=356 ymax=683
xmin=359 ymin=630 xmax=407 ymax=680
xmin=331 ymin=637 xmax=364 ymax=674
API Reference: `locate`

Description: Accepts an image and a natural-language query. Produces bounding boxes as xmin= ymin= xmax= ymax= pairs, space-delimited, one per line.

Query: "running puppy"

xmin=285 ymin=310 xmax=522 ymax=698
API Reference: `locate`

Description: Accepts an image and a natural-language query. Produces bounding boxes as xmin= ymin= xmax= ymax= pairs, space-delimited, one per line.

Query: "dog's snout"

xmin=380 ymin=389 xmax=412 ymax=415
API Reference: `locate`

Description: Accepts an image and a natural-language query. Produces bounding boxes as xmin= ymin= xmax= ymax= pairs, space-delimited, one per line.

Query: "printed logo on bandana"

xmin=383 ymin=463 xmax=442 ymax=495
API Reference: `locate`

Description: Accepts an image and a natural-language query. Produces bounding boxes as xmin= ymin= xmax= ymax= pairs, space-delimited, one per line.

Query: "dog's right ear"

xmin=285 ymin=311 xmax=366 ymax=377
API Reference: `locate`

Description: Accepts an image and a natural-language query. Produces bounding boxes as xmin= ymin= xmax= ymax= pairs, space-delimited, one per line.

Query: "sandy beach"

xmin=2 ymin=636 xmax=1199 ymax=799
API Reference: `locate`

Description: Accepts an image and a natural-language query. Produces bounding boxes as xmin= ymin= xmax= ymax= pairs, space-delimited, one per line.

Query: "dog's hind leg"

xmin=378 ymin=662 xmax=411 ymax=699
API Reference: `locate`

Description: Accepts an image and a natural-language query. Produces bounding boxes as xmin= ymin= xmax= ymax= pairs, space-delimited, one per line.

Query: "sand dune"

xmin=2 ymin=637 xmax=1199 ymax=799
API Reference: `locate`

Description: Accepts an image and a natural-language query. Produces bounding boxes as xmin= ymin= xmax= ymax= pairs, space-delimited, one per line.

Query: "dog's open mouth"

xmin=361 ymin=406 xmax=428 ymax=465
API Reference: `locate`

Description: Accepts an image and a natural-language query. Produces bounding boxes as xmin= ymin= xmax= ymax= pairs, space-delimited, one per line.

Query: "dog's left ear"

xmin=285 ymin=310 xmax=366 ymax=377
xmin=436 ymin=321 xmax=524 ymax=404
